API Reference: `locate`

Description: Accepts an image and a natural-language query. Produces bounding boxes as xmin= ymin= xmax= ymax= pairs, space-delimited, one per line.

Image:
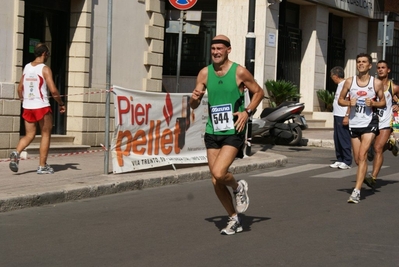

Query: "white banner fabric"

xmin=111 ymin=86 xmax=208 ymax=173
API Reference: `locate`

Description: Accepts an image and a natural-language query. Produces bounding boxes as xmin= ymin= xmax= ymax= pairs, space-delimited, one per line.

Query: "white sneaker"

xmin=234 ymin=180 xmax=249 ymax=213
xmin=338 ymin=163 xmax=351 ymax=169
xmin=9 ymin=151 xmax=20 ymax=172
xmin=220 ymin=217 xmax=243 ymax=235
xmin=37 ymin=164 xmax=54 ymax=174
xmin=329 ymin=161 xmax=342 ymax=168
xmin=347 ymin=190 xmax=360 ymax=204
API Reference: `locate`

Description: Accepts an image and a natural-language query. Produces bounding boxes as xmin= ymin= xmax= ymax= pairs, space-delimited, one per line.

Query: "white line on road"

xmin=251 ymin=164 xmax=390 ymax=179
xmin=251 ymin=164 xmax=327 ymax=177
xmin=312 ymin=165 xmax=389 ymax=179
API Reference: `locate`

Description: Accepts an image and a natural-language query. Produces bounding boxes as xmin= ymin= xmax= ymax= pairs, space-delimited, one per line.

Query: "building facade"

xmin=0 ymin=0 xmax=397 ymax=158
xmin=0 ymin=0 xmax=165 ymax=158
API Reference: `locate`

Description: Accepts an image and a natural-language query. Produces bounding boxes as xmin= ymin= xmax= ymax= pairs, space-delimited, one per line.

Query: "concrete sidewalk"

xmin=0 ymin=129 xmax=334 ymax=212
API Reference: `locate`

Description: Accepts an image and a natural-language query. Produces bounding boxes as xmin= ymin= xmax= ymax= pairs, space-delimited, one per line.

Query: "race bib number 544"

xmin=210 ymin=104 xmax=234 ymax=132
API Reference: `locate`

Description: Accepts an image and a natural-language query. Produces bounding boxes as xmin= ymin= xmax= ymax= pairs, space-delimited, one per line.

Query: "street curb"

xmin=0 ymin=152 xmax=288 ymax=212
xmin=306 ymin=138 xmax=335 ymax=148
xmin=298 ymin=137 xmax=334 ymax=148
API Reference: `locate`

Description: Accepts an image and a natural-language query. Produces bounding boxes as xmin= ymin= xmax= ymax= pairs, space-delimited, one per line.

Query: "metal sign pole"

xmin=245 ymin=0 xmax=256 ymax=157
xmin=176 ymin=11 xmax=184 ymax=93
xmin=104 ymin=0 xmax=112 ymax=174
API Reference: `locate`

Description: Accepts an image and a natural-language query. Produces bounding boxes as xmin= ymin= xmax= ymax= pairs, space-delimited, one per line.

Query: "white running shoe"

xmin=37 ymin=164 xmax=54 ymax=174
xmin=329 ymin=161 xmax=342 ymax=168
xmin=338 ymin=163 xmax=351 ymax=169
xmin=235 ymin=180 xmax=249 ymax=213
xmin=220 ymin=217 xmax=243 ymax=235
xmin=9 ymin=151 xmax=20 ymax=172
xmin=347 ymin=190 xmax=360 ymax=204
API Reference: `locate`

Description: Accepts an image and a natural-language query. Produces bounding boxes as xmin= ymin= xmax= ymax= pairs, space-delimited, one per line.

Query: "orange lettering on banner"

xmin=115 ymin=118 xmax=184 ymax=167
xmin=162 ymin=129 xmax=173 ymax=154
xmin=148 ymin=120 xmax=162 ymax=155
xmin=132 ymin=130 xmax=146 ymax=154
xmin=115 ymin=94 xmax=186 ymax=167
xmin=155 ymin=120 xmax=161 ymax=155
xmin=115 ymin=130 xmax=132 ymax=166
xmin=173 ymin=120 xmax=181 ymax=154
xmin=148 ymin=120 xmax=154 ymax=154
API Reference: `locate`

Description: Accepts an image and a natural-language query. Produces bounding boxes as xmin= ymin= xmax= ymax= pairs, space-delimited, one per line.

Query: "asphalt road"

xmin=1 ymin=145 xmax=398 ymax=267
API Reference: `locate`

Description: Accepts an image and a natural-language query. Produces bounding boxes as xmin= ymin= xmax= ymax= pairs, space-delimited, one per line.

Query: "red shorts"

xmin=22 ymin=106 xmax=52 ymax=123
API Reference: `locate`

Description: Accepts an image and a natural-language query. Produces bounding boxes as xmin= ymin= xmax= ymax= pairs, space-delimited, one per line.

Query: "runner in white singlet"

xmin=338 ymin=53 xmax=386 ymax=204
xmin=365 ymin=60 xmax=399 ymax=188
xmin=22 ymin=63 xmax=51 ymax=109
xmin=9 ymin=43 xmax=65 ymax=175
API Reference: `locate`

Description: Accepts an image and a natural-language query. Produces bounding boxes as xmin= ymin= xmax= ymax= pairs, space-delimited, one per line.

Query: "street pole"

xmin=104 ymin=0 xmax=113 ymax=174
xmin=176 ymin=10 xmax=184 ymax=92
xmin=245 ymin=0 xmax=256 ymax=157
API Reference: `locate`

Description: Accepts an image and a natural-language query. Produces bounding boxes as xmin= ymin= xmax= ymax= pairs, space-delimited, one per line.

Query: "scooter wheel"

xmin=288 ymin=125 xmax=302 ymax=146
xmin=276 ymin=125 xmax=303 ymax=146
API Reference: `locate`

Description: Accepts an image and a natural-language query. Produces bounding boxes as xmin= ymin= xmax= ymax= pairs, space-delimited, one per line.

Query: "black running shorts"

xmin=350 ymin=116 xmax=379 ymax=138
xmin=204 ymin=133 xmax=245 ymax=150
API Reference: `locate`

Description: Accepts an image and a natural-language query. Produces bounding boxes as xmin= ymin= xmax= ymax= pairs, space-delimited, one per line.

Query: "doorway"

xmin=326 ymin=13 xmax=346 ymax=93
xmin=277 ymin=1 xmax=302 ymax=89
xmin=21 ymin=0 xmax=70 ymax=135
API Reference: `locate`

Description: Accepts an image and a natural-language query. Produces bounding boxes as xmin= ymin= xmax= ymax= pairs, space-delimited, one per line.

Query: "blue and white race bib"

xmin=210 ymin=104 xmax=234 ymax=132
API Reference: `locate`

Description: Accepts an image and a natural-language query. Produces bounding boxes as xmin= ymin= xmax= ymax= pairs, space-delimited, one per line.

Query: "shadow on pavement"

xmin=205 ymin=214 xmax=271 ymax=233
xmin=52 ymin=163 xmax=81 ymax=172
xmin=336 ymin=188 xmax=376 ymax=201
xmin=336 ymin=179 xmax=399 ymax=201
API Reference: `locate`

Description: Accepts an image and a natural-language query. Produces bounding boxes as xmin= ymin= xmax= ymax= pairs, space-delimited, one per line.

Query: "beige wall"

xmin=0 ymin=0 xmax=17 ymax=83
xmin=0 ymin=0 xmax=165 ymax=157
xmin=300 ymin=5 xmax=329 ymax=112
xmin=0 ymin=0 xmax=24 ymax=159
xmin=343 ymin=17 xmax=369 ymax=77
xmin=67 ymin=0 xmax=164 ymax=146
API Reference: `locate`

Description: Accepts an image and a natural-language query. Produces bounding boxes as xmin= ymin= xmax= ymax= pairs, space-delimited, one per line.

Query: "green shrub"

xmin=316 ymin=89 xmax=334 ymax=112
xmin=265 ymin=80 xmax=301 ymax=107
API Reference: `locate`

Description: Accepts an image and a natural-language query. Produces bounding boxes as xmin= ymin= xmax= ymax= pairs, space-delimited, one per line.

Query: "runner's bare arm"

xmin=17 ymin=74 xmax=24 ymax=101
xmin=43 ymin=65 xmax=66 ymax=113
xmin=236 ymin=65 xmax=264 ymax=112
xmin=338 ymin=78 xmax=356 ymax=107
xmin=369 ymin=78 xmax=386 ymax=108
xmin=234 ymin=65 xmax=265 ymax=132
xmin=393 ymin=83 xmax=399 ymax=112
xmin=189 ymin=67 xmax=207 ymax=110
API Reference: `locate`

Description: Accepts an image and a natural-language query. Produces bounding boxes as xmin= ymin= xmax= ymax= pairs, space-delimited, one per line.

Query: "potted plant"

xmin=265 ymin=80 xmax=301 ymax=107
xmin=316 ymin=89 xmax=335 ymax=112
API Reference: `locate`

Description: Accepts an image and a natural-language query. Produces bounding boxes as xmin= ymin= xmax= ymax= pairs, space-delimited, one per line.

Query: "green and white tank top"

xmin=205 ymin=62 xmax=245 ymax=135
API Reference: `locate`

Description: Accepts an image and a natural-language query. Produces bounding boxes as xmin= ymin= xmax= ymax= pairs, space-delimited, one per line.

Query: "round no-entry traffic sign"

xmin=169 ymin=0 xmax=197 ymax=10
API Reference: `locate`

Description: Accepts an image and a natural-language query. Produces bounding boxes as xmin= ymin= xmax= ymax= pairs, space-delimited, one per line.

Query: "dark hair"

xmin=330 ymin=66 xmax=344 ymax=79
xmin=377 ymin=59 xmax=390 ymax=69
xmin=356 ymin=53 xmax=372 ymax=64
xmin=33 ymin=43 xmax=49 ymax=58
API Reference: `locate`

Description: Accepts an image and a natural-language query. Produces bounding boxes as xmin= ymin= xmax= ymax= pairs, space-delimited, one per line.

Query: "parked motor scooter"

xmin=250 ymin=97 xmax=308 ymax=145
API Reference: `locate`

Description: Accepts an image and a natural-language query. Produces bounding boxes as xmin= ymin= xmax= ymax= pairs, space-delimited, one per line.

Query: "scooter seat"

xmin=260 ymin=101 xmax=298 ymax=118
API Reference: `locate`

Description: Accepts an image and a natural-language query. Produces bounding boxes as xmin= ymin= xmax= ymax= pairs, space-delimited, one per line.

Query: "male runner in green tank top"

xmin=189 ymin=35 xmax=264 ymax=235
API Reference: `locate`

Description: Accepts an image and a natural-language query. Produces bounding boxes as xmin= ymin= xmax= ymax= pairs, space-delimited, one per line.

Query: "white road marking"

xmin=251 ymin=164 xmax=391 ymax=179
xmin=312 ymin=165 xmax=388 ymax=179
xmin=251 ymin=164 xmax=327 ymax=177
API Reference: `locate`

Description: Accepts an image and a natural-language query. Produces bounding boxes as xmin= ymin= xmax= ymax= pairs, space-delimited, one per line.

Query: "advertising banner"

xmin=111 ymin=86 xmax=208 ymax=173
